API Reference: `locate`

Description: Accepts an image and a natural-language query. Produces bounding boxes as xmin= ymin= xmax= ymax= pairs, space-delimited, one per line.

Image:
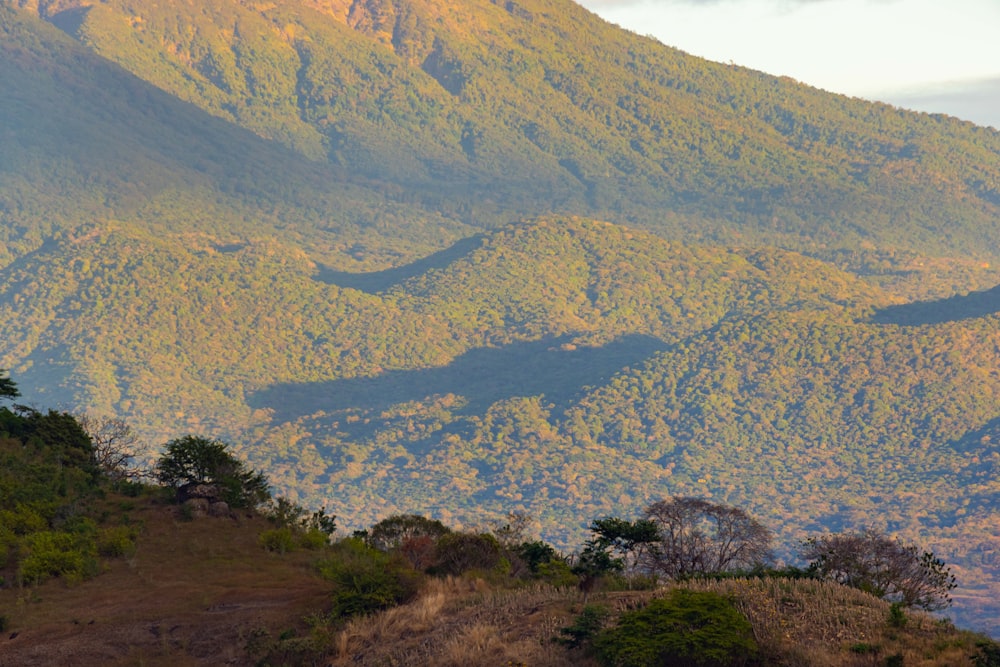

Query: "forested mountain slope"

xmin=3 ymin=0 xmax=1000 ymax=635
xmin=6 ymin=0 xmax=1000 ymax=279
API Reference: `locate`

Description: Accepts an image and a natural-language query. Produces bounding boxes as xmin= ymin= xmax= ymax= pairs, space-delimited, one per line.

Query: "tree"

xmin=642 ymin=497 xmax=772 ymax=578
xmin=800 ymin=527 xmax=957 ymax=611
xmin=573 ymin=538 xmax=624 ymax=602
xmin=155 ymin=435 xmax=270 ymax=509
xmin=364 ymin=514 xmax=452 ymax=552
xmin=589 ymin=516 xmax=660 ymax=573
xmin=0 ymin=369 xmax=19 ymax=401
xmin=75 ymin=413 xmax=147 ymax=481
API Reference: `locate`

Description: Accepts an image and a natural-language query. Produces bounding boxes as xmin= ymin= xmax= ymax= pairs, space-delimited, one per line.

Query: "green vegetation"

xmin=0 ymin=393 xmax=996 ymax=665
xmin=3 ymin=0 xmax=1000 ymax=640
xmin=317 ymin=538 xmax=424 ymax=617
xmin=592 ymin=589 xmax=758 ymax=667
xmin=155 ymin=435 xmax=271 ymax=509
xmin=1 ymin=216 xmax=999 ymax=632
xmin=0 ymin=380 xmax=108 ymax=586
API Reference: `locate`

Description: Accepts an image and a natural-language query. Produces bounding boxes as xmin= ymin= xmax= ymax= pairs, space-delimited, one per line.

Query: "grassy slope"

xmin=0 ymin=492 xmax=330 ymax=666
xmin=2 ymin=504 xmax=992 ymax=666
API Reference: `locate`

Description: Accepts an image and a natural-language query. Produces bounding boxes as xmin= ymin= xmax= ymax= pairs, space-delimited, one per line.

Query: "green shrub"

xmin=888 ymin=602 xmax=907 ymax=628
xmin=885 ymin=653 xmax=904 ymax=667
xmin=558 ymin=604 xmax=609 ymax=649
xmin=0 ymin=527 xmax=16 ymax=568
xmin=430 ymin=532 xmax=503 ymax=575
xmin=298 ymin=528 xmax=329 ymax=550
xmin=18 ymin=530 xmax=98 ymax=584
xmin=96 ymin=525 xmax=138 ymax=557
xmin=0 ymin=505 xmax=49 ymax=535
xmin=113 ymin=479 xmax=146 ymax=497
xmin=536 ymin=559 xmax=578 ymax=588
xmin=973 ymin=639 xmax=1000 ymax=667
xmin=317 ymin=538 xmax=422 ymax=618
xmin=259 ymin=527 xmax=297 ymax=553
xmin=594 ymin=588 xmax=758 ymax=667
xmin=517 ymin=540 xmax=559 ymax=573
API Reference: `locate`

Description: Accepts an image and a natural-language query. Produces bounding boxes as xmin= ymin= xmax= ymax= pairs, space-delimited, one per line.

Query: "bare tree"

xmin=800 ymin=527 xmax=957 ymax=611
xmin=75 ymin=413 xmax=147 ymax=481
xmin=490 ymin=510 xmax=534 ymax=549
xmin=642 ymin=497 xmax=772 ymax=578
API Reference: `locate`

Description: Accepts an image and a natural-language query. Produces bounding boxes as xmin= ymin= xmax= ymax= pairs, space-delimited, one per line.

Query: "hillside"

xmin=5 ymin=0 xmax=1000 ymax=279
xmin=3 ymin=0 xmax=1000 ymax=638
xmin=3 ymin=409 xmax=993 ymax=665
xmin=1 ymin=491 xmax=996 ymax=666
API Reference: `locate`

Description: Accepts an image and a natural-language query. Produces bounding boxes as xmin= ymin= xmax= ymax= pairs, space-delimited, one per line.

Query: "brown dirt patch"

xmin=0 ymin=498 xmax=331 ymax=666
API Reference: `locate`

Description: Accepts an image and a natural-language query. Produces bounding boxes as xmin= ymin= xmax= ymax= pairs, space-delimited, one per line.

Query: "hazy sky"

xmin=577 ymin=0 xmax=1000 ymax=129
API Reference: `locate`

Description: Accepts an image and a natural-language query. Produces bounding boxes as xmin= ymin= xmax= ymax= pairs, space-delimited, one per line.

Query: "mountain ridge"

xmin=6 ymin=0 xmax=1000 ymax=271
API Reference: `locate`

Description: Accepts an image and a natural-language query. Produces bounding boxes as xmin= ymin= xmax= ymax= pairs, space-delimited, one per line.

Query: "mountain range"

xmin=2 ymin=0 xmax=1000 ymax=634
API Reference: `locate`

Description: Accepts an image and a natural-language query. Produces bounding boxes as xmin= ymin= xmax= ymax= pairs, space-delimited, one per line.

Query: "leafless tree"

xmin=491 ymin=510 xmax=534 ymax=548
xmin=75 ymin=413 xmax=148 ymax=481
xmin=800 ymin=527 xmax=957 ymax=611
xmin=642 ymin=496 xmax=772 ymax=578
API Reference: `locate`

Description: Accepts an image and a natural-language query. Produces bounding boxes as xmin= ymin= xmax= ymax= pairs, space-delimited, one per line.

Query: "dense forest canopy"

xmin=1 ymin=0 xmax=1000 ymax=635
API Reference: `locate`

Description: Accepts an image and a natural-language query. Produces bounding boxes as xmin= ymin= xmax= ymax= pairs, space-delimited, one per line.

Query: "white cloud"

xmin=887 ymin=78 xmax=1000 ymax=129
xmin=581 ymin=0 xmax=1000 ymax=126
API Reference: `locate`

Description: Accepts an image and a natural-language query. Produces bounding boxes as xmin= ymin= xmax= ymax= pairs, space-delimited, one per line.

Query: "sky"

xmin=577 ymin=0 xmax=1000 ymax=129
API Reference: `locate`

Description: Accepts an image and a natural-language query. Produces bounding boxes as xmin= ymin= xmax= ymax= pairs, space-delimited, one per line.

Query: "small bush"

xmin=259 ymin=528 xmax=297 ymax=554
xmin=298 ymin=528 xmax=329 ymax=550
xmin=885 ymin=653 xmax=904 ymax=667
xmin=558 ymin=604 xmax=609 ymax=649
xmin=430 ymin=532 xmax=503 ymax=576
xmin=594 ymin=588 xmax=758 ymax=667
xmin=517 ymin=540 xmax=559 ymax=573
xmin=888 ymin=602 xmax=907 ymax=628
xmin=536 ymin=559 xmax=578 ymax=588
xmin=317 ymin=538 xmax=422 ymax=618
xmin=974 ymin=639 xmax=1000 ymax=667
xmin=18 ymin=530 xmax=98 ymax=584
xmin=113 ymin=479 xmax=146 ymax=497
xmin=96 ymin=525 xmax=138 ymax=557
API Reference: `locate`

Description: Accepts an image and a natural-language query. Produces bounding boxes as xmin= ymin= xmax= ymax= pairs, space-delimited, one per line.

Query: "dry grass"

xmin=678 ymin=578 xmax=983 ymax=667
xmin=325 ymin=576 xmax=990 ymax=667
xmin=327 ymin=577 xmax=588 ymax=666
xmin=1 ymin=500 xmax=991 ymax=667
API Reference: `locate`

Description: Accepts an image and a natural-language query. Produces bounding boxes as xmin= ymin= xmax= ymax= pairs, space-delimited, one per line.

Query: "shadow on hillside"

xmin=870 ymin=283 xmax=1000 ymax=325
xmin=250 ymin=334 xmax=667 ymax=425
xmin=949 ymin=416 xmax=1000 ymax=454
xmin=314 ymin=235 xmax=484 ymax=293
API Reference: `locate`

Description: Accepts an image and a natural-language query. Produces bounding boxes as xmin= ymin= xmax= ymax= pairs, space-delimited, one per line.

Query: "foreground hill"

xmin=1 ymin=492 xmax=995 ymax=666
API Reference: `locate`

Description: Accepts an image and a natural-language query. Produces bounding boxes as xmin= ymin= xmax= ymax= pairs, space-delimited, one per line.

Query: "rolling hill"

xmin=2 ymin=0 xmax=1000 ymax=634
